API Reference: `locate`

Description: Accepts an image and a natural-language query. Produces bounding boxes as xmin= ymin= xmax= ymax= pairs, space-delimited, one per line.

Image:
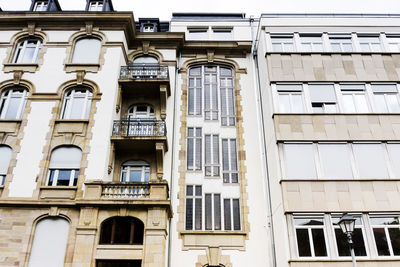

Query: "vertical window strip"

xmin=188 ymin=67 xmax=202 ymax=115
xmin=205 ymin=193 xmax=222 ymax=230
xmin=204 ymin=70 xmax=218 ymax=120
xmin=223 ymin=198 xmax=241 ymax=231
xmin=205 ymin=134 xmax=219 ymax=177
xmin=185 ymin=185 xmax=202 ymax=230
xmin=187 ymin=127 xmax=202 ymax=171
xmin=220 ymin=76 xmax=235 ymax=126
xmin=222 ymin=139 xmax=239 ymax=183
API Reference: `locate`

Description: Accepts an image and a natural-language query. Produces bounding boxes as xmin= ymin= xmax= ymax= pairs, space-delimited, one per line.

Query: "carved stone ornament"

xmin=13 ymin=71 xmax=23 ymax=85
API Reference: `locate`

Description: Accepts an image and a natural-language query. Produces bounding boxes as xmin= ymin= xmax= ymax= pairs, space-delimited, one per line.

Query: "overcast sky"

xmin=1 ymin=0 xmax=400 ymax=20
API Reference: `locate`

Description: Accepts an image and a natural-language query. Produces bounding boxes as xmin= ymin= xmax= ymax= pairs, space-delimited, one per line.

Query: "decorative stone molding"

xmin=196 ymin=248 xmax=233 ymax=267
xmin=13 ymin=71 xmax=23 ymax=84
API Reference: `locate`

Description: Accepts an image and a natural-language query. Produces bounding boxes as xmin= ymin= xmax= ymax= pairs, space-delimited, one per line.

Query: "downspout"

xmin=250 ymin=16 xmax=277 ymax=267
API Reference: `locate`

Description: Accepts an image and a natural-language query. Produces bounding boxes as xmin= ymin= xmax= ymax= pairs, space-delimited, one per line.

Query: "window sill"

xmin=3 ymin=63 xmax=39 ymax=73
xmin=0 ymin=120 xmax=22 ymax=134
xmin=180 ymin=230 xmax=247 ymax=250
xmin=97 ymin=244 xmax=144 ymax=250
xmin=39 ymin=186 xmax=77 ymax=200
xmin=54 ymin=120 xmax=89 ymax=135
xmin=65 ymin=63 xmax=100 ymax=73
xmin=181 ymin=230 xmax=246 ymax=235
xmin=55 ymin=119 xmax=89 ymax=123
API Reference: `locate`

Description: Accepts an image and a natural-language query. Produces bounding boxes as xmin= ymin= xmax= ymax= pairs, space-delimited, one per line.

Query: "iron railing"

xmin=112 ymin=119 xmax=166 ymax=137
xmin=120 ymin=64 xmax=169 ymax=80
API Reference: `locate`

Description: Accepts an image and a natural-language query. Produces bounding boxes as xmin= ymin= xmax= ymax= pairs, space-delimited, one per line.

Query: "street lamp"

xmin=338 ymin=213 xmax=357 ymax=267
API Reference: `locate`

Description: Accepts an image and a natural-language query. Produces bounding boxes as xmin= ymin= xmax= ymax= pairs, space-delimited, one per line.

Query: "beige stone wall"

xmin=274 ymin=114 xmax=400 ymax=141
xmin=267 ymin=54 xmax=400 ymax=82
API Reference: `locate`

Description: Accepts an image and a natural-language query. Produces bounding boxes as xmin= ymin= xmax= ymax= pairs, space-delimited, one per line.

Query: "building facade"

xmin=0 ymin=1 xmax=400 ymax=267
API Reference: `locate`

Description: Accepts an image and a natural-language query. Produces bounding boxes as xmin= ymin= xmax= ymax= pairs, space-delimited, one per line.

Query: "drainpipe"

xmin=250 ymin=16 xmax=277 ymax=267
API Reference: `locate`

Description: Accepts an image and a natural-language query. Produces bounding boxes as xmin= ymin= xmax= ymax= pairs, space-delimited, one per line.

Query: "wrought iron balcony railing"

xmin=112 ymin=119 xmax=166 ymax=137
xmin=120 ymin=64 xmax=169 ymax=80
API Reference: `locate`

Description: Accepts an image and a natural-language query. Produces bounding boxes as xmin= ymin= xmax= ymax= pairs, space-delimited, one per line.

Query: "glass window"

xmin=132 ymin=56 xmax=158 ymax=64
xmin=340 ymin=84 xmax=369 ymax=113
xmin=387 ymin=36 xmax=400 ymax=52
xmin=332 ymin=216 xmax=367 ymax=256
xmin=276 ymin=84 xmax=305 ymax=113
xmin=222 ymin=138 xmax=238 ymax=183
xmin=353 ymin=143 xmax=389 ymax=178
xmin=300 ymin=35 xmax=324 ymax=52
xmin=220 ymin=67 xmax=235 ymax=126
xmin=205 ymin=134 xmax=219 ymax=177
xmin=205 ymin=193 xmax=221 ymax=230
xmin=185 ymin=185 xmax=202 ymax=230
xmin=188 ymin=67 xmax=202 ymax=116
xmin=47 ymin=146 xmax=82 ymax=186
xmin=120 ymin=161 xmax=150 ymax=182
xmin=318 ymin=143 xmax=353 ymax=178
xmin=283 ymin=143 xmax=316 ymax=179
xmin=13 ymin=38 xmax=42 ymax=64
xmin=329 ymin=35 xmax=353 ymax=52
xmin=204 ymin=66 xmax=218 ymax=120
xmin=33 ymin=1 xmax=48 ymax=11
xmin=372 ymin=84 xmax=400 ymax=113
xmin=61 ymin=88 xmax=92 ymax=119
xmin=370 ymin=217 xmax=400 ymax=256
xmin=358 ymin=36 xmax=382 ymax=52
xmin=142 ymin=24 xmax=155 ymax=32
xmin=224 ymin=198 xmax=241 ymax=230
xmin=309 ymin=84 xmax=337 ymax=113
xmin=0 ymin=88 xmax=28 ymax=119
xmin=72 ymin=38 xmax=101 ymax=63
xmin=99 ymin=217 xmax=144 ymax=245
xmin=271 ymin=36 xmax=294 ymax=52
xmin=387 ymin=143 xmax=400 ymax=178
xmin=0 ymin=146 xmax=12 ymax=185
xmin=294 ymin=217 xmax=328 ymax=257
xmin=187 ymin=127 xmax=202 ymax=171
xmin=88 ymin=1 xmax=103 ymax=11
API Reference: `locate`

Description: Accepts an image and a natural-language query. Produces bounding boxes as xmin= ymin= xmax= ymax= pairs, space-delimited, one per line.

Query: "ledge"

xmin=180 ymin=231 xmax=247 ymax=251
xmin=39 ymin=186 xmax=77 ymax=200
xmin=64 ymin=63 xmax=100 ymax=73
xmin=3 ymin=63 xmax=39 ymax=73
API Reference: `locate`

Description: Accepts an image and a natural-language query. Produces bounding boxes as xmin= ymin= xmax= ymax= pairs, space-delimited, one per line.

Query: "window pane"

xmin=353 ymin=143 xmax=388 ymax=178
xmin=335 ymin=228 xmax=350 ymax=256
xmin=354 ymin=94 xmax=369 ymax=112
xmin=195 ymin=198 xmax=202 ymax=230
xmin=342 ymin=94 xmax=356 ymax=112
xmin=214 ymin=194 xmax=221 ymax=230
xmin=56 ymin=170 xmax=72 ymax=186
xmin=373 ymin=228 xmax=390 ymax=256
xmin=0 ymin=146 xmax=12 ymax=175
xmin=72 ymin=38 xmax=101 ymax=63
xmin=386 ymin=94 xmax=400 ymax=112
xmin=185 ymin=199 xmax=193 ymax=230
xmin=312 ymin=229 xmax=327 ymax=256
xmin=296 ymin=229 xmax=311 ymax=256
xmin=353 ymin=228 xmax=367 ymax=256
xmin=232 ymin=199 xmax=240 ymax=230
xmin=374 ymin=94 xmax=388 ymax=112
xmin=224 ymin=199 xmax=231 ymax=230
xmin=205 ymin=194 xmax=212 ymax=230
xmin=4 ymin=97 xmax=21 ymax=119
xmin=283 ymin=144 xmax=316 ymax=178
xmin=387 ymin=144 xmax=400 ymax=177
xmin=309 ymin=84 xmax=336 ymax=102
xmin=47 ymin=170 xmax=56 ymax=186
xmin=389 ymin=228 xmax=400 ymax=255
xmin=70 ymin=97 xmax=85 ymax=119
xmin=278 ymin=94 xmax=291 ymax=112
xmin=129 ymin=170 xmax=142 ymax=182
xmin=291 ymin=94 xmax=305 ymax=112
xmin=318 ymin=144 xmax=353 ymax=178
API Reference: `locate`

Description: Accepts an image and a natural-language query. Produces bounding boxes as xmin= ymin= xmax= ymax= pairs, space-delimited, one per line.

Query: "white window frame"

xmin=357 ymin=34 xmax=383 ymax=52
xmin=223 ymin=198 xmax=241 ymax=231
xmin=222 ymin=138 xmax=239 ymax=183
xmin=0 ymin=88 xmax=28 ymax=119
xmin=370 ymin=83 xmax=400 ymax=113
xmin=269 ymin=34 xmax=295 ymax=52
xmin=307 ymin=83 xmax=338 ymax=113
xmin=120 ymin=161 xmax=150 ymax=183
xmin=386 ymin=35 xmax=400 ymax=52
xmin=328 ymin=34 xmax=354 ymax=52
xmin=370 ymin=215 xmax=400 ymax=257
xmin=46 ymin=169 xmax=78 ymax=186
xmin=33 ymin=1 xmax=48 ymax=11
xmin=204 ymin=134 xmax=220 ymax=177
xmin=142 ymin=24 xmax=155 ymax=33
xmin=275 ymin=83 xmax=306 ymax=113
xmin=13 ymin=38 xmax=42 ymax=64
xmin=339 ymin=83 xmax=371 ymax=113
xmin=60 ymin=88 xmax=92 ymax=119
xmin=187 ymin=127 xmax=202 ymax=171
xmin=299 ymin=34 xmax=324 ymax=52
xmin=88 ymin=1 xmax=103 ymax=11
xmin=204 ymin=193 xmax=222 ymax=230
xmin=185 ymin=185 xmax=203 ymax=230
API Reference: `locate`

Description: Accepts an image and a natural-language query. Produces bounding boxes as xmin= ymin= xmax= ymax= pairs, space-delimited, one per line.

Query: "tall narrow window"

xmin=205 ymin=134 xmax=219 ymax=177
xmin=120 ymin=161 xmax=150 ymax=183
xmin=294 ymin=217 xmax=328 ymax=257
xmin=0 ymin=88 xmax=28 ymax=119
xmin=224 ymin=198 xmax=240 ymax=230
xmin=340 ymin=84 xmax=369 ymax=113
xmin=188 ymin=67 xmax=202 ymax=115
xmin=28 ymin=218 xmax=70 ymax=267
xmin=387 ymin=36 xmax=400 ymax=52
xmin=329 ymin=35 xmax=353 ymax=52
xmin=283 ymin=143 xmax=316 ymax=179
xmin=185 ymin=185 xmax=202 ymax=230
xmin=205 ymin=193 xmax=221 ymax=230
xmin=0 ymin=146 xmax=12 ymax=185
xmin=353 ymin=143 xmax=389 ymax=178
xmin=47 ymin=146 xmax=81 ymax=186
xmin=61 ymin=88 xmax=92 ymax=119
xmin=72 ymin=37 xmax=101 ymax=63
xmin=13 ymin=38 xmax=42 ymax=64
xmin=372 ymin=84 xmax=400 ymax=113
xmin=204 ymin=66 xmax=218 ymax=120
xmin=271 ymin=36 xmax=294 ymax=52
xmin=220 ymin=67 xmax=235 ymax=126
xmin=370 ymin=217 xmax=400 ymax=256
xmin=358 ymin=36 xmax=382 ymax=52
xmin=222 ymin=138 xmax=238 ymax=183
xmin=332 ymin=216 xmax=367 ymax=256
xmin=187 ymin=127 xmax=202 ymax=171
xmin=276 ymin=84 xmax=305 ymax=113
xmin=300 ymin=35 xmax=323 ymax=52
xmin=309 ymin=84 xmax=337 ymax=113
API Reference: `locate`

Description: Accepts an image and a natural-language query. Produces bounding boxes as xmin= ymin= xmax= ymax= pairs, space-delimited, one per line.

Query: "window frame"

xmin=329 ymin=34 xmax=354 ymax=52
xmin=88 ymin=1 xmax=104 ymax=11
xmin=357 ymin=35 xmax=383 ymax=52
xmin=71 ymin=37 xmax=102 ymax=64
xmin=0 ymin=145 xmax=12 ymax=185
xmin=187 ymin=127 xmax=202 ymax=171
xmin=270 ymin=34 xmax=295 ymax=52
xmin=60 ymin=88 xmax=93 ymax=120
xmin=370 ymin=215 xmax=400 ymax=257
xmin=299 ymin=34 xmax=324 ymax=52
xmin=222 ymin=138 xmax=239 ymax=183
xmin=0 ymin=87 xmax=29 ymax=120
xmin=12 ymin=38 xmax=42 ymax=64
xmin=120 ymin=161 xmax=150 ymax=183
xmin=33 ymin=1 xmax=49 ymax=11
xmin=204 ymin=134 xmax=220 ymax=178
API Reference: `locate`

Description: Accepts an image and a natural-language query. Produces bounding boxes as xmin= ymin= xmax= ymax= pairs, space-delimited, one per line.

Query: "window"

xmin=28 ymin=218 xmax=69 ymax=267
xmin=187 ymin=28 xmax=208 ymax=40
xmin=332 ymin=216 xmax=367 ymax=257
xmin=224 ymin=198 xmax=241 ymax=230
xmin=329 ymin=35 xmax=353 ymax=52
xmin=187 ymin=127 xmax=202 ymax=171
xmin=0 ymin=146 xmax=12 ymax=185
xmin=340 ymin=84 xmax=369 ymax=112
xmin=33 ymin=1 xmax=48 ymax=11
xmin=205 ymin=193 xmax=221 ymax=230
xmin=300 ymin=35 xmax=323 ymax=52
xmin=220 ymin=67 xmax=235 ymax=126
xmin=222 ymin=138 xmax=238 ymax=183
xmin=282 ymin=143 xmax=316 ymax=179
xmin=372 ymin=84 xmax=400 ymax=113
xmin=353 ymin=143 xmax=389 ymax=179
xmin=132 ymin=56 xmax=158 ymax=64
xmin=88 ymin=1 xmax=103 ymax=11
xmin=99 ymin=217 xmax=144 ymax=245
xmin=387 ymin=143 xmax=400 ymax=177
xmin=276 ymin=84 xmax=305 ymax=113
xmin=186 ymin=185 xmax=202 ymax=230
xmin=318 ymin=143 xmax=353 ymax=178
xmin=47 ymin=146 xmax=81 ymax=186
xmin=142 ymin=24 xmax=155 ymax=32
xmin=308 ymin=84 xmax=337 ymax=113
xmin=60 ymin=88 xmax=92 ymax=119
xmin=204 ymin=66 xmax=218 ymax=120
xmin=188 ymin=67 xmax=202 ymax=115
xmin=371 ymin=217 xmax=400 ymax=256
xmin=387 ymin=36 xmax=400 ymax=52
xmin=212 ymin=28 xmax=232 ymax=40
xmin=71 ymin=37 xmax=101 ymax=63
xmin=13 ymin=38 xmax=42 ymax=64
xmin=294 ymin=217 xmax=328 ymax=257
xmin=120 ymin=161 xmax=150 ymax=182
xmin=0 ymin=87 xmax=28 ymax=119
xmin=127 ymin=104 xmax=155 ymax=119
xmin=205 ymin=134 xmax=219 ymax=177
xmin=271 ymin=36 xmax=294 ymax=52
xmin=358 ymin=36 xmax=382 ymax=52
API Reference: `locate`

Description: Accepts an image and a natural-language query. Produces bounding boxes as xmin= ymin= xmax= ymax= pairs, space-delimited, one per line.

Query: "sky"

xmin=1 ymin=0 xmax=400 ymax=20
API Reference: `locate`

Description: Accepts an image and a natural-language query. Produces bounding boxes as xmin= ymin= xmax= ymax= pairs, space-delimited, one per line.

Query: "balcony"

xmin=112 ymin=119 xmax=166 ymax=137
xmin=120 ymin=64 xmax=169 ymax=80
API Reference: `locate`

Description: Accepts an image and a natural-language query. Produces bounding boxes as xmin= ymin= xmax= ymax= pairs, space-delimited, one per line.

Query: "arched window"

xmin=60 ymin=88 xmax=93 ymax=119
xmin=72 ymin=37 xmax=101 ymax=63
xmin=28 ymin=217 xmax=70 ymax=267
xmin=13 ymin=38 xmax=42 ymax=64
xmin=99 ymin=217 xmax=144 ymax=245
xmin=132 ymin=56 xmax=158 ymax=65
xmin=121 ymin=160 xmax=150 ymax=182
xmin=0 ymin=146 xmax=12 ymax=185
xmin=47 ymin=146 xmax=82 ymax=186
xmin=0 ymin=87 xmax=28 ymax=119
xmin=127 ymin=104 xmax=154 ymax=119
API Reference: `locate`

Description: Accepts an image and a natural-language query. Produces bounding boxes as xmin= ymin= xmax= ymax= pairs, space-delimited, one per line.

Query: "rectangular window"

xmin=371 ymin=84 xmax=400 ymax=113
xmin=224 ymin=198 xmax=241 ymax=230
xmin=387 ymin=36 xmax=400 ymax=52
xmin=271 ymin=36 xmax=295 ymax=52
xmin=204 ymin=66 xmax=218 ymax=120
xmin=340 ymin=84 xmax=369 ymax=113
xmin=88 ymin=1 xmax=103 ymax=11
xmin=309 ymin=84 xmax=337 ymax=113
xmin=187 ymin=28 xmax=209 ymax=40
xmin=294 ymin=217 xmax=328 ymax=257
xmin=318 ymin=143 xmax=353 ymax=178
xmin=300 ymin=35 xmax=324 ymax=52
xmin=188 ymin=67 xmax=202 ymax=115
xmin=276 ymin=84 xmax=305 ymax=113
xmin=353 ymin=143 xmax=389 ymax=178
xmin=329 ymin=35 xmax=353 ymax=52
xmin=205 ymin=193 xmax=221 ymax=230
xmin=205 ymin=134 xmax=219 ymax=177
xmin=358 ymin=36 xmax=382 ymax=52
xmin=220 ymin=68 xmax=235 ymax=126
xmin=387 ymin=143 xmax=400 ymax=177
xmin=222 ymin=139 xmax=238 ymax=183
xmin=185 ymin=185 xmax=202 ymax=230
xmin=187 ymin=127 xmax=202 ymax=171
xmin=212 ymin=28 xmax=233 ymax=40
xmin=283 ymin=143 xmax=316 ymax=179
xmin=33 ymin=1 xmax=48 ymax=11
xmin=332 ymin=216 xmax=367 ymax=256
xmin=370 ymin=217 xmax=400 ymax=256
